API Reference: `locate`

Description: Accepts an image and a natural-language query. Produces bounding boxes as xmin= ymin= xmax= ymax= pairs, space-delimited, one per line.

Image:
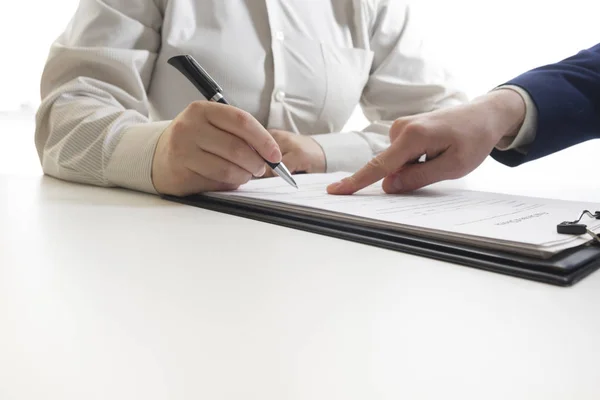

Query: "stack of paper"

xmin=206 ymin=172 xmax=600 ymax=259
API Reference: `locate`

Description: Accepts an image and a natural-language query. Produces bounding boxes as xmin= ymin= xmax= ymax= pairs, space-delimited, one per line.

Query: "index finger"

xmin=204 ymin=102 xmax=282 ymax=163
xmin=326 ymin=140 xmax=421 ymax=195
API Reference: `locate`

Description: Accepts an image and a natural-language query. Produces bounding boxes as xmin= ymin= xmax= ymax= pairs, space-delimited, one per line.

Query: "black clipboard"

xmin=164 ymin=193 xmax=600 ymax=287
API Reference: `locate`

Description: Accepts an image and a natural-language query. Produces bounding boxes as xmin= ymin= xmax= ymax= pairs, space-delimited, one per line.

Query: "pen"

xmin=167 ymin=54 xmax=298 ymax=189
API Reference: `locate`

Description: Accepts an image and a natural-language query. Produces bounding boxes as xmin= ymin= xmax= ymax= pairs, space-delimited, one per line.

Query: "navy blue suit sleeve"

xmin=490 ymin=43 xmax=600 ymax=166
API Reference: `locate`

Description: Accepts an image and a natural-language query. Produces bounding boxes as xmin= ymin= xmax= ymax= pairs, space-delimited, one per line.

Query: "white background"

xmin=0 ymin=0 xmax=598 ymax=138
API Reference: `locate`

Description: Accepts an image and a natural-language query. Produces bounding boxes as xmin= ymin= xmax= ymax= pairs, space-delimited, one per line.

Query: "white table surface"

xmin=1 ymin=118 xmax=600 ymax=399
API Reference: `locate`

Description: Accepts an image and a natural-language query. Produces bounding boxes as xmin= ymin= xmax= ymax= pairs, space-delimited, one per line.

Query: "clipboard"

xmin=164 ymin=193 xmax=600 ymax=287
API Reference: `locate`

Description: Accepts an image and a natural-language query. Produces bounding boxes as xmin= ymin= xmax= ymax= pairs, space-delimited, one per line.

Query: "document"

xmin=207 ymin=172 xmax=600 ymax=258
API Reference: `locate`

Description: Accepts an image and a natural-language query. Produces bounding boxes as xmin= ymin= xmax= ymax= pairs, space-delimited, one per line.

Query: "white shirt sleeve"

xmin=494 ymin=85 xmax=538 ymax=153
xmin=35 ymin=0 xmax=165 ymax=194
xmin=312 ymin=1 xmax=468 ymax=173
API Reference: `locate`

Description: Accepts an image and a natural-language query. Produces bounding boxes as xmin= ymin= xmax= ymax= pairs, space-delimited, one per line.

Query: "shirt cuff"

xmin=311 ymin=132 xmax=374 ymax=173
xmin=494 ymin=85 xmax=538 ymax=152
xmin=105 ymin=121 xmax=171 ymax=194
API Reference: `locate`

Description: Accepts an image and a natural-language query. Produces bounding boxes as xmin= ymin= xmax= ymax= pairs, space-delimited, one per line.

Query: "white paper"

xmin=208 ymin=172 xmax=600 ymax=256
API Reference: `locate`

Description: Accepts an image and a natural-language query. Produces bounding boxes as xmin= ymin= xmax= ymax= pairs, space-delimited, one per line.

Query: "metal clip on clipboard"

xmin=557 ymin=210 xmax=600 ymax=244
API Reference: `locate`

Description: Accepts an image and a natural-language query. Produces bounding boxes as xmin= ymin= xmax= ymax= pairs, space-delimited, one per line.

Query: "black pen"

xmin=167 ymin=54 xmax=298 ymax=189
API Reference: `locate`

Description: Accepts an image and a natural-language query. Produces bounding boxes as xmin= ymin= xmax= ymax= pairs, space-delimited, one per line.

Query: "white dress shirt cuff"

xmin=494 ymin=85 xmax=538 ymax=152
xmin=105 ymin=121 xmax=171 ymax=194
xmin=311 ymin=132 xmax=374 ymax=173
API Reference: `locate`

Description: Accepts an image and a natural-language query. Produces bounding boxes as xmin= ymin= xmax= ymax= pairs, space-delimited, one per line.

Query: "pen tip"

xmin=273 ymin=163 xmax=299 ymax=189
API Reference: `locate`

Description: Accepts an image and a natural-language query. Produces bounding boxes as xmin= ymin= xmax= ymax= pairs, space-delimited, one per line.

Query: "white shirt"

xmin=35 ymin=0 xmax=466 ymax=194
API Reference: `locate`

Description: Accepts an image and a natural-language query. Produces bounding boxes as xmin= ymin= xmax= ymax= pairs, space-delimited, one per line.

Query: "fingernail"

xmin=392 ymin=176 xmax=403 ymax=191
xmin=270 ymin=146 xmax=282 ymax=163
xmin=255 ymin=165 xmax=266 ymax=177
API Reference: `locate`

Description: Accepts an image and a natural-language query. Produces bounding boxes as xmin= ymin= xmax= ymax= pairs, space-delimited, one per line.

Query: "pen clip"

xmin=168 ymin=55 xmax=223 ymax=100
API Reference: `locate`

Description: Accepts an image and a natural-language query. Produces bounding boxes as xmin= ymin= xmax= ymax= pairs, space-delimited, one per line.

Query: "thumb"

xmin=381 ymin=153 xmax=454 ymax=194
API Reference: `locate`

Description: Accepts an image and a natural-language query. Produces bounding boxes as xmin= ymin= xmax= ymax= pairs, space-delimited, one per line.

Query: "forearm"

xmin=34 ymin=0 xmax=164 ymax=192
xmin=35 ymin=80 xmax=168 ymax=193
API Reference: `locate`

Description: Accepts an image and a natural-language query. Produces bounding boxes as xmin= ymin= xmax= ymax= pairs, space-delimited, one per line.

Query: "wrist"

xmin=475 ymin=89 xmax=526 ymax=144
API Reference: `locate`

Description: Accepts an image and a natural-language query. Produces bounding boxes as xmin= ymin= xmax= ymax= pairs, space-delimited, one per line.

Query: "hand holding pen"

xmin=161 ymin=55 xmax=297 ymax=191
xmin=151 ymin=55 xmax=296 ymax=197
